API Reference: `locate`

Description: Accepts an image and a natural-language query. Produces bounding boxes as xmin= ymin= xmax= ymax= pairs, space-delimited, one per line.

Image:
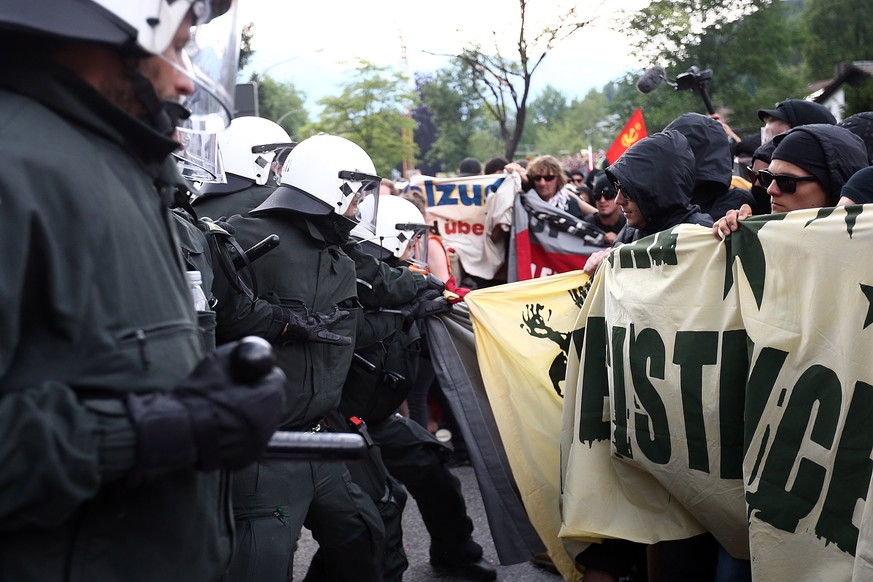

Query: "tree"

xmin=417 ymin=66 xmax=486 ymax=174
xmin=622 ymin=0 xmax=765 ymax=64
xmin=305 ymin=60 xmax=417 ymax=177
xmin=239 ymin=22 xmax=255 ymax=72
xmin=451 ymin=0 xmax=600 ymax=160
xmin=251 ymin=75 xmax=309 ymax=138
xmin=802 ymin=0 xmax=873 ymax=80
xmin=801 ymin=0 xmax=873 ymax=114
xmin=536 ymin=87 xmax=614 ymax=156
xmin=410 ymin=74 xmax=440 ymax=176
xmin=616 ymin=0 xmax=807 ymax=137
xmin=519 ymin=85 xmax=571 ymax=150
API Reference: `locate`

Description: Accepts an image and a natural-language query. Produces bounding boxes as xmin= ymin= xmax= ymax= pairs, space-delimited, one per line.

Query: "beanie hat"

xmin=840 ymin=166 xmax=873 ymax=205
xmin=458 ymin=157 xmax=482 ymax=177
xmin=772 ymin=124 xmax=868 ymax=202
xmin=838 ymin=111 xmax=873 ymax=164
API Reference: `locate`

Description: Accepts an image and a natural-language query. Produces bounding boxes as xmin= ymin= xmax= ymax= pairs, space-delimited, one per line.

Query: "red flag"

xmin=605 ymin=108 xmax=647 ymax=165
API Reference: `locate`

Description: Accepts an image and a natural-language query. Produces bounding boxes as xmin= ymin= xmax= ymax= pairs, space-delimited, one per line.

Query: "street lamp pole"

xmin=258 ymin=48 xmax=325 ymax=78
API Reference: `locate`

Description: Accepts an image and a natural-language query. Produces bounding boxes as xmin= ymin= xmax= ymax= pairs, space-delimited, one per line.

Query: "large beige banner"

xmin=561 ymin=206 xmax=873 ymax=580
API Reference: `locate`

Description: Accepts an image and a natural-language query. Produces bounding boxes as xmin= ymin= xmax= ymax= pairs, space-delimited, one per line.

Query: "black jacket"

xmin=606 ymin=130 xmax=714 ymax=244
xmin=0 ymin=58 xmax=231 ymax=581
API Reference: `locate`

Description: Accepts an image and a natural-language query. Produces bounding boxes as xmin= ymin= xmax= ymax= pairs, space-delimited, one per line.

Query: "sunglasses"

xmin=745 ymin=165 xmax=760 ymax=184
xmin=612 ymin=180 xmax=634 ymax=203
xmin=592 ymin=191 xmax=616 ymax=201
xmin=572 ymin=177 xmax=585 ymax=183
xmin=757 ymin=169 xmax=818 ymax=194
xmin=530 ymin=175 xmax=557 ymax=183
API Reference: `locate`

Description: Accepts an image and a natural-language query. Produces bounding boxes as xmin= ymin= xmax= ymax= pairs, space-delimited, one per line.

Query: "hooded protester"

xmin=757 ymin=98 xmax=837 ymax=142
xmin=578 ymin=129 xmax=719 ymax=580
xmin=747 ymin=140 xmax=777 ymax=215
xmin=714 ymin=124 xmax=869 ymax=238
xmin=838 ymin=111 xmax=873 ymax=165
xmin=840 ymin=166 xmax=873 ymax=206
xmin=664 ymin=112 xmax=755 ymax=220
xmin=606 ymin=129 xmax=714 ymax=245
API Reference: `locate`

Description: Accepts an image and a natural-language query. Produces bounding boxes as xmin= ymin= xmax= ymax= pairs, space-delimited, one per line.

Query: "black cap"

xmin=757 ymin=99 xmax=837 ymax=127
xmin=458 ymin=157 xmax=482 ymax=177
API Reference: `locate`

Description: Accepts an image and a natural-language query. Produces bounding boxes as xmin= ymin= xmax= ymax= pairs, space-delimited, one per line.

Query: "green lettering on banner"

xmin=674 ymin=331 xmax=718 ymax=473
xmin=630 ymin=326 xmax=670 ymax=464
xmin=817 ymin=380 xmax=873 ymax=554
xmin=611 ymin=325 xmax=632 ymax=458
xmin=722 ymin=216 xmax=781 ymax=307
xmin=647 ymin=229 xmax=679 ymax=266
xmin=719 ymin=330 xmax=748 ymax=479
xmin=577 ymin=319 xmax=611 ymax=444
xmin=744 ymin=346 xmax=788 ymax=455
xmin=747 ymin=365 xmax=842 ymax=533
xmin=617 ymin=238 xmax=652 ymax=269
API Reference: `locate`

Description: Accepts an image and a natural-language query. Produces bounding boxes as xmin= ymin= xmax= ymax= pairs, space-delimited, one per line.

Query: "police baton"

xmin=230 ymin=336 xmax=367 ymax=461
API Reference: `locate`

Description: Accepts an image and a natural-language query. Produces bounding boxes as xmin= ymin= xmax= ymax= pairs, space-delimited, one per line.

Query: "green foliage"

xmin=615 ymin=0 xmax=808 ymax=138
xmin=239 ymin=23 xmax=255 ymax=72
xmin=303 ymin=61 xmax=417 ymax=177
xmin=528 ymin=88 xmax=614 ymax=155
xmin=468 ymin=129 xmax=507 ymax=167
xmin=417 ymin=64 xmax=486 ymax=173
xmin=623 ymin=0 xmax=767 ymax=64
xmin=801 ymin=0 xmax=873 ymax=80
xmin=844 ymin=80 xmax=873 ymax=116
xmin=252 ymin=75 xmax=309 ymax=139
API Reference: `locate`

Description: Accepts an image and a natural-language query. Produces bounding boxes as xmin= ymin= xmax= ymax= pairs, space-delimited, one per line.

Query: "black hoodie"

xmin=665 ymin=112 xmax=755 ymax=220
xmin=605 ymin=129 xmax=714 ymax=244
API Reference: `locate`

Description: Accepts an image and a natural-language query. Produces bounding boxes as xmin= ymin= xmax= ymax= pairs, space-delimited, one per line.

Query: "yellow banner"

xmin=467 ymin=271 xmax=592 ymax=581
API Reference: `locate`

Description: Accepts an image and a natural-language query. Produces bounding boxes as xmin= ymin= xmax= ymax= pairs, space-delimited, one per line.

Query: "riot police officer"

xmin=223 ymin=134 xmax=386 ymax=582
xmin=0 ymin=2 xmax=286 ymax=581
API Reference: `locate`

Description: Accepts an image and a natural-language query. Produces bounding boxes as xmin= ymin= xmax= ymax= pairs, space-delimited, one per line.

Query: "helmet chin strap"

xmin=128 ymin=65 xmax=176 ymax=137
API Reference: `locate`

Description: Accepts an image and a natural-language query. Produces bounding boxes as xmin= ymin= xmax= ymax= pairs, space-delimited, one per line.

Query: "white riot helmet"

xmin=214 ymin=117 xmax=295 ymax=185
xmin=259 ymin=134 xmax=381 ymax=231
xmin=0 ymin=0 xmax=242 ymax=183
xmin=371 ymin=196 xmax=430 ymax=269
xmin=0 ymin=1 xmax=239 ymax=124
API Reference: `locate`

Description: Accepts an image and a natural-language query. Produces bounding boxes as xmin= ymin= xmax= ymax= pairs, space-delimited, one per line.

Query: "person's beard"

xmin=99 ymin=60 xmax=151 ymax=121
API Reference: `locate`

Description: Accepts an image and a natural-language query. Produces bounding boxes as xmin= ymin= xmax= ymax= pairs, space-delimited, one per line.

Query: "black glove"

xmin=272 ymin=306 xmax=352 ymax=346
xmin=126 ymin=338 xmax=287 ymax=482
xmin=401 ymin=288 xmax=452 ymax=321
xmin=425 ymin=272 xmax=446 ymax=293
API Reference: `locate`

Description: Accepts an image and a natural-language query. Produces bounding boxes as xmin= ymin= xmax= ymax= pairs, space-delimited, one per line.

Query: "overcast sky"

xmin=236 ymin=0 xmax=650 ymax=112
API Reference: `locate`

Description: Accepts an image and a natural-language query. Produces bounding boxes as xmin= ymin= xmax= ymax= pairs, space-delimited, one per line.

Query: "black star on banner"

xmin=861 ymin=284 xmax=873 ymax=329
xmin=722 ymin=214 xmax=784 ymax=309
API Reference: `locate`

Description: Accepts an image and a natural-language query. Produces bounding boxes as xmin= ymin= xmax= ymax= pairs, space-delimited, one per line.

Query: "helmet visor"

xmin=339 ymin=170 xmax=382 ymax=230
xmin=173 ymin=4 xmax=239 ymax=181
xmin=403 ymin=225 xmax=430 ymax=270
xmin=175 ymin=113 xmax=228 ymax=182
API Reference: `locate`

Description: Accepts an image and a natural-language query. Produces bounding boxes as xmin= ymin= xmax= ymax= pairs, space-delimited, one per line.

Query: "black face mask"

xmin=751 ymin=184 xmax=770 ymax=214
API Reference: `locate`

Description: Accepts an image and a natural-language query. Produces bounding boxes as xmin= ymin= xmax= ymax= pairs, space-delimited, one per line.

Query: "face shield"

xmin=171 ymin=3 xmax=240 ymax=181
xmin=339 ymin=170 xmax=381 ymax=229
xmin=355 ymin=191 xmax=378 ymax=236
xmin=402 ymin=224 xmax=430 ymax=271
xmin=267 ymin=145 xmax=296 ymax=186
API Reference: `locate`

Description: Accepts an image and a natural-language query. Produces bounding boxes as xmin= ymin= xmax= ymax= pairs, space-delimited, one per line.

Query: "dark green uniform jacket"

xmin=0 ymin=60 xmax=232 ymax=581
xmin=228 ymin=211 xmax=359 ymax=429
